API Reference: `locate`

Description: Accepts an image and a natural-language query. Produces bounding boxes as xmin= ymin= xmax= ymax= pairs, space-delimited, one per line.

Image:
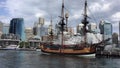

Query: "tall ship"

xmin=40 ymin=0 xmax=110 ymax=55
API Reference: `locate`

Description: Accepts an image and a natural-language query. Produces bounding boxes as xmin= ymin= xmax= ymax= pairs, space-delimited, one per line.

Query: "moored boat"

xmin=40 ymin=0 xmax=110 ymax=55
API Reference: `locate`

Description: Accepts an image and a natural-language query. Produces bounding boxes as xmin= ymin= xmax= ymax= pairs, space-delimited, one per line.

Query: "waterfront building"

xmin=9 ymin=18 xmax=26 ymax=41
xmin=28 ymin=36 xmax=40 ymax=48
xmin=25 ymin=28 xmax=34 ymax=40
xmin=0 ymin=34 xmax=20 ymax=48
xmin=99 ymin=20 xmax=112 ymax=45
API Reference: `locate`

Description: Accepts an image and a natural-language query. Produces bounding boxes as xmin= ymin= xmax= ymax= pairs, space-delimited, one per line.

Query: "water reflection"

xmin=0 ymin=50 xmax=120 ymax=68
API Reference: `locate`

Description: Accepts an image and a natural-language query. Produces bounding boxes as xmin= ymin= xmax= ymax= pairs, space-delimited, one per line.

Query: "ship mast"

xmin=49 ymin=16 xmax=53 ymax=40
xmin=60 ymin=0 xmax=65 ymax=52
xmin=119 ymin=21 xmax=120 ymax=43
xmin=82 ymin=0 xmax=89 ymax=44
xmin=61 ymin=0 xmax=64 ymax=19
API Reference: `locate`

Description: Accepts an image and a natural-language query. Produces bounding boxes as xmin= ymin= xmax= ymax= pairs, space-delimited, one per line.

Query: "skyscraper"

xmin=0 ymin=21 xmax=3 ymax=38
xmin=39 ymin=17 xmax=44 ymax=25
xmin=99 ymin=20 xmax=104 ymax=34
xmin=33 ymin=22 xmax=38 ymax=35
xmin=3 ymin=24 xmax=9 ymax=34
xmin=112 ymin=33 xmax=118 ymax=45
xmin=99 ymin=20 xmax=112 ymax=45
xmin=33 ymin=17 xmax=48 ymax=37
xmin=0 ymin=21 xmax=3 ymax=32
xmin=25 ymin=27 xmax=34 ymax=40
xmin=9 ymin=18 xmax=26 ymax=41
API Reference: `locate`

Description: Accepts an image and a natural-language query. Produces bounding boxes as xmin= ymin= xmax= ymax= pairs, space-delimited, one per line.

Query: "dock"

xmin=96 ymin=51 xmax=120 ymax=57
xmin=96 ymin=46 xmax=120 ymax=57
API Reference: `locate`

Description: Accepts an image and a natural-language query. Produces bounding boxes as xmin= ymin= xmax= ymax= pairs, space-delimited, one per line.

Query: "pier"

xmin=96 ymin=45 xmax=120 ymax=58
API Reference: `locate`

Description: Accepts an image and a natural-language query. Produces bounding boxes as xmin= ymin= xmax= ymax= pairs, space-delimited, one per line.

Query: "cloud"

xmin=4 ymin=0 xmax=48 ymax=27
xmin=0 ymin=0 xmax=119 ymax=33
xmin=111 ymin=12 xmax=120 ymax=22
xmin=0 ymin=1 xmax=6 ymax=8
xmin=89 ymin=2 xmax=111 ymax=13
xmin=110 ymin=12 xmax=120 ymax=33
xmin=69 ymin=10 xmax=83 ymax=20
xmin=0 ymin=15 xmax=10 ymax=24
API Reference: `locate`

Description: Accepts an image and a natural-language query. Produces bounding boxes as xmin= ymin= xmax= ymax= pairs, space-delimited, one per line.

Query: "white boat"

xmin=3 ymin=45 xmax=18 ymax=50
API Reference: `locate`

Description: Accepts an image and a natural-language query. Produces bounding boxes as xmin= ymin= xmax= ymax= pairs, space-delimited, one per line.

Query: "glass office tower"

xmin=104 ymin=22 xmax=112 ymax=44
xmin=99 ymin=20 xmax=112 ymax=45
xmin=9 ymin=18 xmax=26 ymax=41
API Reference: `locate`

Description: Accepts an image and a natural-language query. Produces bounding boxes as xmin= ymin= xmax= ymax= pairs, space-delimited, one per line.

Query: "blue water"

xmin=0 ymin=50 xmax=120 ymax=68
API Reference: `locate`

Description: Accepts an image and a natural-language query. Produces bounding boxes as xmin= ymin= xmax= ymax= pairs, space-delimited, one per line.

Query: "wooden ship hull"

xmin=40 ymin=44 xmax=96 ymax=55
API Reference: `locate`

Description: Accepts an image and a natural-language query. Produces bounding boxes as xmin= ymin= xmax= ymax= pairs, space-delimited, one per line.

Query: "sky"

xmin=0 ymin=0 xmax=120 ymax=33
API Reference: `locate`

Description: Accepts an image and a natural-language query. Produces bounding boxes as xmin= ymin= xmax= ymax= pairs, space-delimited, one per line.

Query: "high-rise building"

xmin=99 ymin=20 xmax=112 ymax=45
xmin=0 ymin=21 xmax=3 ymax=32
xmin=33 ymin=22 xmax=38 ymax=35
xmin=0 ymin=21 xmax=3 ymax=38
xmin=39 ymin=17 xmax=44 ymax=25
xmin=33 ymin=17 xmax=48 ymax=37
xmin=112 ymin=33 xmax=118 ymax=45
xmin=25 ymin=28 xmax=34 ymax=40
xmin=3 ymin=24 xmax=9 ymax=34
xmin=37 ymin=17 xmax=46 ymax=37
xmin=99 ymin=20 xmax=104 ymax=34
xmin=39 ymin=25 xmax=48 ymax=37
xmin=9 ymin=18 xmax=26 ymax=41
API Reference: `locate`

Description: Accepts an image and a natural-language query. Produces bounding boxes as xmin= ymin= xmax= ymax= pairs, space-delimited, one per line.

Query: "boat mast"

xmin=119 ymin=21 xmax=120 ymax=43
xmin=82 ymin=0 xmax=89 ymax=44
xmin=61 ymin=0 xmax=64 ymax=19
xmin=61 ymin=0 xmax=65 ymax=51
xmin=50 ymin=16 xmax=53 ymax=40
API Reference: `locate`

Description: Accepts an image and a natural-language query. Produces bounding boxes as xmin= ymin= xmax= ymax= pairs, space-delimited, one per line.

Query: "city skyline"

xmin=0 ymin=0 xmax=120 ymax=33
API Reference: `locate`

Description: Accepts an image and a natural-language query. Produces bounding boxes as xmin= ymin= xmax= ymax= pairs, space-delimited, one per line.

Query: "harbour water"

xmin=0 ymin=50 xmax=120 ymax=68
